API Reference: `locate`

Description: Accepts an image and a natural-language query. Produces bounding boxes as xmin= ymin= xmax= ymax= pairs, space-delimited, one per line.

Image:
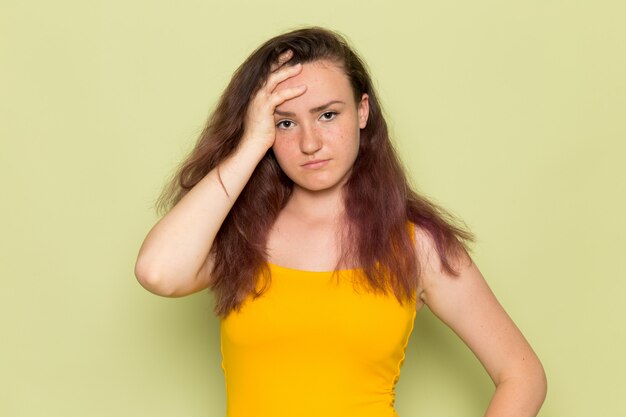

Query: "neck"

xmin=284 ymin=185 xmax=347 ymax=225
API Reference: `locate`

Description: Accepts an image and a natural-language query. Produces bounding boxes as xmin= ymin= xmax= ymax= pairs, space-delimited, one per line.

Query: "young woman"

xmin=135 ymin=26 xmax=547 ymax=417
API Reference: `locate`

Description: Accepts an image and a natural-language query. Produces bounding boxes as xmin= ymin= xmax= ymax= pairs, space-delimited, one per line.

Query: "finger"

xmin=268 ymin=85 xmax=307 ymax=109
xmin=270 ymin=49 xmax=293 ymax=72
xmin=263 ymin=62 xmax=303 ymax=92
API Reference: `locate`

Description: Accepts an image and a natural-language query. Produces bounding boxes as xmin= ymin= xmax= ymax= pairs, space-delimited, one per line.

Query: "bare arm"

xmin=134 ymin=50 xmax=307 ymax=297
xmin=414 ymin=226 xmax=547 ymax=416
xmin=134 ymin=143 xmax=267 ymax=297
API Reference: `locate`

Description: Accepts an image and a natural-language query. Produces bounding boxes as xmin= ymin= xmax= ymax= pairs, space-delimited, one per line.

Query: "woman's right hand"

xmin=241 ymin=49 xmax=308 ymax=150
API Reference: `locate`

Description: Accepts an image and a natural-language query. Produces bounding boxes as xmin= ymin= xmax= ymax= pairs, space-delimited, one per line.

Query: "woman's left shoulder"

xmin=408 ymin=221 xmax=475 ymax=299
xmin=409 ymin=221 xmax=470 ymax=265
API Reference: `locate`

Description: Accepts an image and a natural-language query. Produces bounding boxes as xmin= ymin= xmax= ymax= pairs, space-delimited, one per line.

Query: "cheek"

xmin=271 ymin=141 xmax=295 ymax=170
xmin=339 ymin=126 xmax=360 ymax=156
xmin=271 ymin=139 xmax=288 ymax=159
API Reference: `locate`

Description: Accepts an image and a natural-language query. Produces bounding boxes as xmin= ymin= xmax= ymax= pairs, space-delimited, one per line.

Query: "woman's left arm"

xmin=415 ymin=228 xmax=547 ymax=416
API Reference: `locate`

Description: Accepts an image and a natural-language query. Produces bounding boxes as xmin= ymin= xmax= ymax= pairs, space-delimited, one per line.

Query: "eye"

xmin=321 ymin=111 xmax=337 ymax=121
xmin=276 ymin=120 xmax=294 ymax=129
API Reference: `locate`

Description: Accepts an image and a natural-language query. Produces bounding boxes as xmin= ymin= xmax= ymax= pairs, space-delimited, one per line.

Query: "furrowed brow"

xmin=309 ymin=100 xmax=345 ymax=113
xmin=274 ymin=100 xmax=345 ymax=117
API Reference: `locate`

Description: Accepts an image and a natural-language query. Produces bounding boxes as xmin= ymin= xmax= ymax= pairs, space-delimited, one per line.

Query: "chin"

xmin=294 ymin=178 xmax=348 ymax=193
xmin=289 ymin=168 xmax=353 ymax=193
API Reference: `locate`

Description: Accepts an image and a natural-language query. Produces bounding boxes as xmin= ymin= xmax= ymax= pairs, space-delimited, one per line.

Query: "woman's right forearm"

xmin=134 ymin=140 xmax=268 ymax=296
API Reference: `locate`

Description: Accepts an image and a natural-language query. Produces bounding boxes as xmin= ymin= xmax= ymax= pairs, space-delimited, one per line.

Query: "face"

xmin=272 ymin=60 xmax=369 ymax=194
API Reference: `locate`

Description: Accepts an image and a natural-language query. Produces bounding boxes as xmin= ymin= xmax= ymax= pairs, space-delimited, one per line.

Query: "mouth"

xmin=301 ymin=159 xmax=330 ymax=169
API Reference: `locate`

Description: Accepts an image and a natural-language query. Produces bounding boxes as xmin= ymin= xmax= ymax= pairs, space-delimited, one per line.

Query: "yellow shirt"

xmin=220 ymin=260 xmax=417 ymax=417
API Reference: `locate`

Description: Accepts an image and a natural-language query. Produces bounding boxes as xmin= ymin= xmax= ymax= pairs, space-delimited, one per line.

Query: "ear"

xmin=358 ymin=93 xmax=369 ymax=129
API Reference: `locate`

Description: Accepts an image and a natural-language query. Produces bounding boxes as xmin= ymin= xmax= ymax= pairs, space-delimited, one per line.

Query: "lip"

xmin=302 ymin=159 xmax=330 ymax=169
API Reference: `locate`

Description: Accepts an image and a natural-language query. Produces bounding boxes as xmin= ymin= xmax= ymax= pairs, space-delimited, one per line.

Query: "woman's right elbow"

xmin=134 ymin=258 xmax=177 ymax=297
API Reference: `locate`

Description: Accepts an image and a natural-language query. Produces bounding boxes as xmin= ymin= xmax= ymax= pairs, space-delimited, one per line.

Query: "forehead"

xmin=274 ymin=60 xmax=354 ymax=110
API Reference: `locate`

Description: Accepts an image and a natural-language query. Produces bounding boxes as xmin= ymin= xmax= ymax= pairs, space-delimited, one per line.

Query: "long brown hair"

xmin=156 ymin=26 xmax=475 ymax=319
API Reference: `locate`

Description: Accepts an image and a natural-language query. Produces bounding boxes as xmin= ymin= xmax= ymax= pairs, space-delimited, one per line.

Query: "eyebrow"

xmin=274 ymin=100 xmax=346 ymax=117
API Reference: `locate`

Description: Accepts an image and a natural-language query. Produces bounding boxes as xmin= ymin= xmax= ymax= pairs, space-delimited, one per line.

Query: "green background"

xmin=2 ymin=1 xmax=624 ymax=416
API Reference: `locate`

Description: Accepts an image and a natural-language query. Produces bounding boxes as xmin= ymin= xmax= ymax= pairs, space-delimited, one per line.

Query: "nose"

xmin=299 ymin=124 xmax=323 ymax=155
